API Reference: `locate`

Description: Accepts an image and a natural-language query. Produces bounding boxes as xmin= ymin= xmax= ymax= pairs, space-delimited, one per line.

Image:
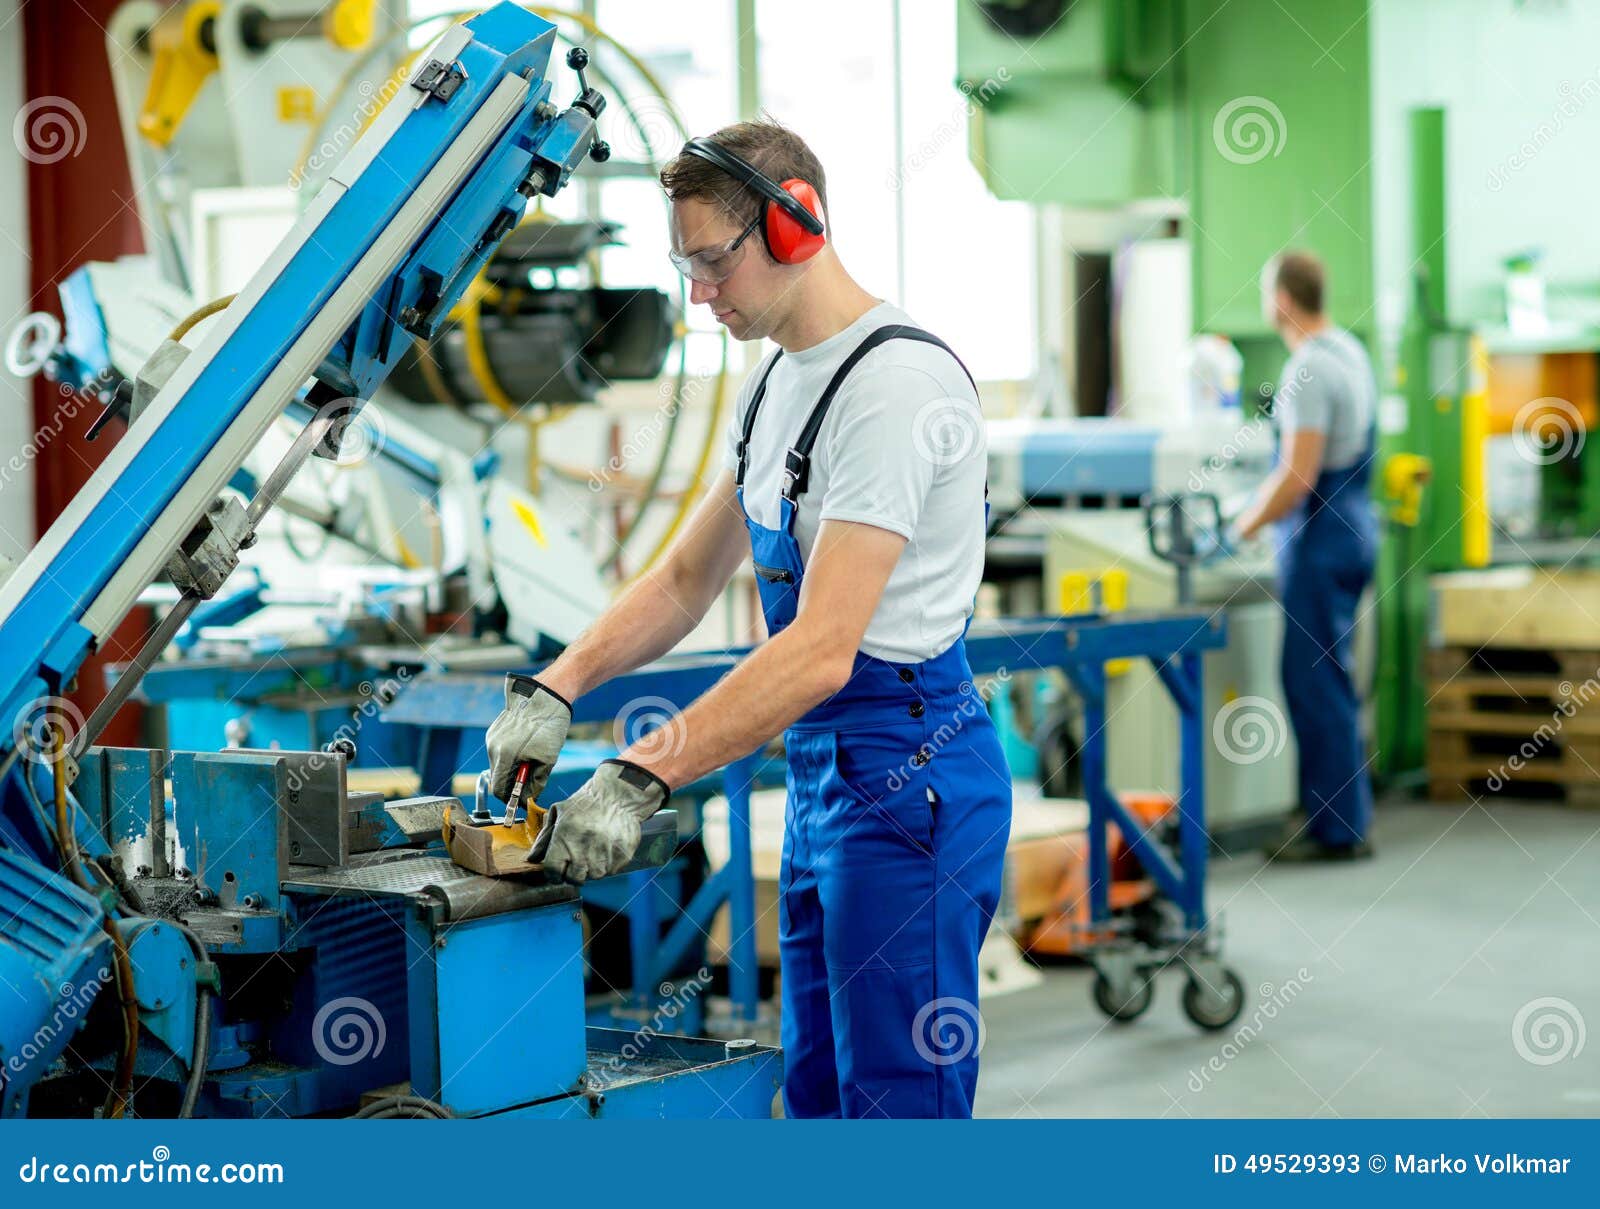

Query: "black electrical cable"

xmin=89 ymin=862 xmax=215 ymax=1119
xmin=351 ymin=1094 xmax=452 ymax=1119
xmin=179 ymin=989 xmax=212 ymax=1119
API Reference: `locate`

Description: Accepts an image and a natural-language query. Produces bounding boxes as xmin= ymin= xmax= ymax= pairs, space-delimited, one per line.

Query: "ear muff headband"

xmin=680 ymin=137 xmax=825 ymax=264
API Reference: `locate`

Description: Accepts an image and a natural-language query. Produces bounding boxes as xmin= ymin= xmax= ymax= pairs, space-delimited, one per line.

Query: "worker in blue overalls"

xmin=1233 ymin=250 xmax=1378 ymax=861
xmin=484 ymin=120 xmax=1012 ymax=1117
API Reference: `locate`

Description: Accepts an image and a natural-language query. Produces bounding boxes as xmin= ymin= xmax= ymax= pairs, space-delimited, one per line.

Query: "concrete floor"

xmin=975 ymin=795 xmax=1600 ymax=1118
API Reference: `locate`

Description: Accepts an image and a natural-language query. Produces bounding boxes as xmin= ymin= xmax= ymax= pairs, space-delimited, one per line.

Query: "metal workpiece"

xmin=283 ymin=810 xmax=678 ymax=924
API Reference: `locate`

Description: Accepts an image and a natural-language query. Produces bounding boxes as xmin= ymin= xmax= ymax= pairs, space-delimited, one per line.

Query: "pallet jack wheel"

xmin=1092 ymin=971 xmax=1154 ymax=1022
xmin=1181 ymin=967 xmax=1245 ymax=1031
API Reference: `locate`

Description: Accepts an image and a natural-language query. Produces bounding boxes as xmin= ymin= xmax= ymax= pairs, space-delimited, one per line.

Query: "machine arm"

xmin=0 ymin=4 xmax=604 ymax=762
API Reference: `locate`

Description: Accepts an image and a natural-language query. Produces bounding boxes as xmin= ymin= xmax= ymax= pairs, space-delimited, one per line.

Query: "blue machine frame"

xmin=0 ymin=5 xmax=782 ymax=1119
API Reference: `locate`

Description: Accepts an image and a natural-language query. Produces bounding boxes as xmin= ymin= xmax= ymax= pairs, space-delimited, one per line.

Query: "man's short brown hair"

xmin=1271 ymin=250 xmax=1325 ymax=315
xmin=659 ymin=118 xmax=828 ymax=234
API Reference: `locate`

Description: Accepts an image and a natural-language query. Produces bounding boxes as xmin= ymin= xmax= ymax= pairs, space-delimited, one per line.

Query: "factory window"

xmin=405 ymin=1 xmax=1035 ymax=385
xmin=758 ymin=0 xmax=1037 ymax=384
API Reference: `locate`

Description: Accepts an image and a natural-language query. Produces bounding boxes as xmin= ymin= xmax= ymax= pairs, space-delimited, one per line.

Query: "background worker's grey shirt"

xmin=1273 ymin=327 xmax=1377 ymax=471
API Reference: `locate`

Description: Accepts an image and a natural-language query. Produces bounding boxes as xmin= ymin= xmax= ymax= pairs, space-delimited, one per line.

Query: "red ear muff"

xmin=765 ymin=179 xmax=826 ymax=264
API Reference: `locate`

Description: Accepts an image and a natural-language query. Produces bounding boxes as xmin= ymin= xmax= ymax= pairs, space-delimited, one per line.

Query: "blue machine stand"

xmin=966 ymin=611 xmax=1245 ymax=1032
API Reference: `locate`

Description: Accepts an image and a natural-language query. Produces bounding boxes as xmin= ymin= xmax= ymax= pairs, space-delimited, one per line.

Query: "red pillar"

xmin=22 ymin=0 xmax=148 ymax=745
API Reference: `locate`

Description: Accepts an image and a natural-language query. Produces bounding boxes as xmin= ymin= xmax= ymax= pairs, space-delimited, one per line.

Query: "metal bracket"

xmin=412 ymin=59 xmax=467 ymax=103
xmin=165 ymin=495 xmax=251 ymax=599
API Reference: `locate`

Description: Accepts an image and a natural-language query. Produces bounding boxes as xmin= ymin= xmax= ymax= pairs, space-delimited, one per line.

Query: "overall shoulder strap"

xmin=734 ymin=350 xmax=785 ymax=488
xmin=782 ymin=324 xmax=977 ymax=502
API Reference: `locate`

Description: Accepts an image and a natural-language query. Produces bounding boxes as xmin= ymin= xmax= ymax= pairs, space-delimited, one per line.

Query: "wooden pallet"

xmin=1427 ymin=726 xmax=1600 ymax=806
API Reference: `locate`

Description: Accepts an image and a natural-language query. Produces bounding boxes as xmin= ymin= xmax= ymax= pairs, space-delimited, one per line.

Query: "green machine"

xmin=955 ymin=0 xmax=1451 ymax=778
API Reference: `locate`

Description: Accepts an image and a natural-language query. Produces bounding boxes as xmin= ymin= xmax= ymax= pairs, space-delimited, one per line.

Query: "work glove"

xmin=528 ymin=759 xmax=670 ymax=883
xmin=485 ymin=674 xmax=572 ymax=804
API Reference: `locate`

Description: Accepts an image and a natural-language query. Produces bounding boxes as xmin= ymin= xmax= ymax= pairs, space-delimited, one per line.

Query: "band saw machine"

xmin=0 ymin=4 xmax=778 ymax=1120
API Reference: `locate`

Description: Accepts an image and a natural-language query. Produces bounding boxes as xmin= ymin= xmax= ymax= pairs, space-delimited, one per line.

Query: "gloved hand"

xmin=528 ymin=759 xmax=670 ymax=883
xmin=485 ymin=674 xmax=572 ymax=804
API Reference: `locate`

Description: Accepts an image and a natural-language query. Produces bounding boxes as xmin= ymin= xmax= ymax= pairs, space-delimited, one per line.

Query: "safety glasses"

xmin=668 ymin=213 xmax=762 ymax=285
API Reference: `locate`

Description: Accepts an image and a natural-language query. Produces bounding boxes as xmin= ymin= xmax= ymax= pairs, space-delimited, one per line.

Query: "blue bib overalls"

xmin=1275 ymin=422 xmax=1378 ymax=847
xmin=735 ymin=325 xmax=1012 ymax=1118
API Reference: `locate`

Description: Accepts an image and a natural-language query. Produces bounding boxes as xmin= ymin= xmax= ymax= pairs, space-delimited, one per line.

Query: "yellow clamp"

xmin=138 ymin=0 xmax=222 ymax=148
xmin=1381 ymin=453 xmax=1432 ymax=528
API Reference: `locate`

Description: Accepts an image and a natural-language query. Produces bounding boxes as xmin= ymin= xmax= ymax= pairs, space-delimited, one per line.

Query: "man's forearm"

xmin=537 ymin=563 xmax=714 ymax=702
xmin=619 ymin=621 xmax=850 ymax=790
xmin=1236 ymin=468 xmax=1306 ymax=538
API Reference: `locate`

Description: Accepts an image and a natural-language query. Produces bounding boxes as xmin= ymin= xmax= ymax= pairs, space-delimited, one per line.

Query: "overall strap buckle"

xmin=780 ymin=448 xmax=809 ymax=501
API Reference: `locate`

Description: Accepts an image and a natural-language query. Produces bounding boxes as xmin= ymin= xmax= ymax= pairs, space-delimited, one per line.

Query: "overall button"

xmin=908 ymin=701 xmax=925 ymax=718
xmin=897 ymin=667 xmax=914 ymax=683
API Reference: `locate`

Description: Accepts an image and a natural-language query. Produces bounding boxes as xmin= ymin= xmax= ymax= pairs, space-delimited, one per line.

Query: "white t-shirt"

xmin=722 ymin=302 xmax=986 ymax=662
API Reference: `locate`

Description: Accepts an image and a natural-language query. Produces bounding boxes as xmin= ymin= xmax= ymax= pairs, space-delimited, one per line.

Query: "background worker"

xmin=484 ymin=119 xmax=1012 ymax=1117
xmin=1232 ymin=250 xmax=1378 ymax=862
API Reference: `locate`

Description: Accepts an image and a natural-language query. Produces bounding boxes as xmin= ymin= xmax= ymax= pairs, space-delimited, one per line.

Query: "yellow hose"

xmin=292 ymin=6 xmax=682 ymax=186
xmin=169 ymin=293 xmax=237 ymax=342
xmin=624 ymin=330 xmax=730 ymax=587
xmin=288 ymin=4 xmax=717 ymax=583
